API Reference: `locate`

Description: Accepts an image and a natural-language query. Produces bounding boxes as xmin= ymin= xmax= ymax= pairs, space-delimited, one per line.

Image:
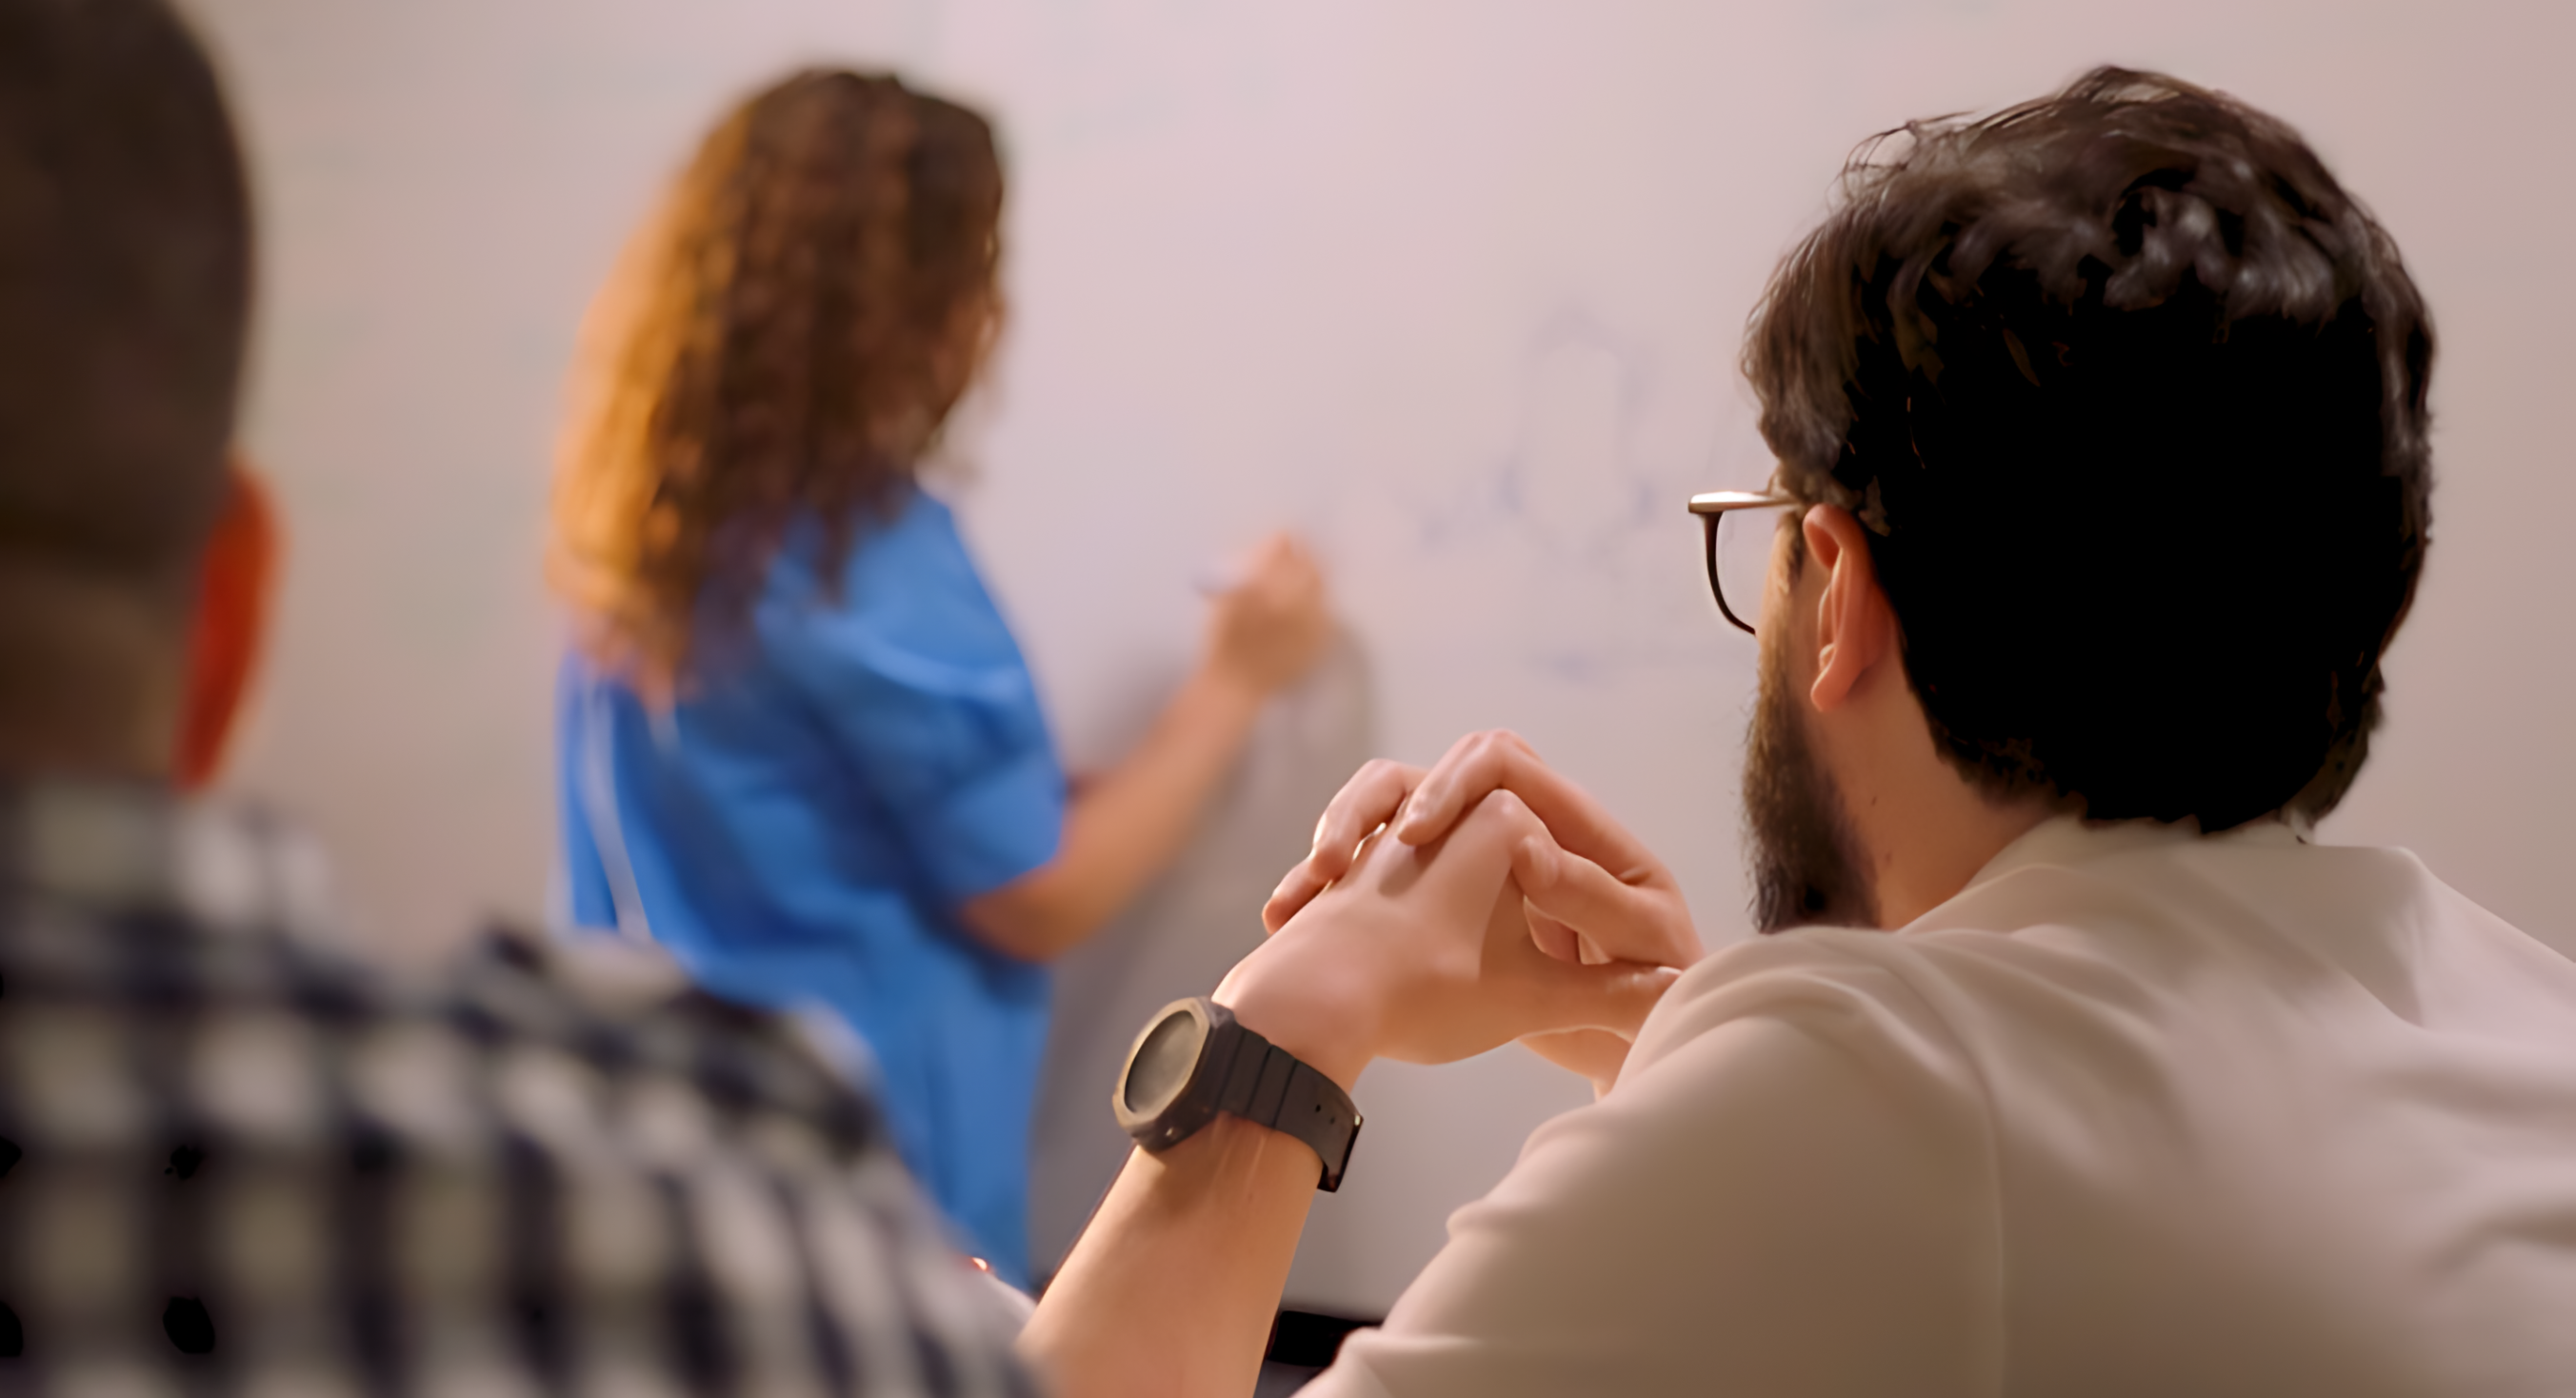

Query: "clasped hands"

xmin=1215 ymin=731 xmax=1705 ymax=1097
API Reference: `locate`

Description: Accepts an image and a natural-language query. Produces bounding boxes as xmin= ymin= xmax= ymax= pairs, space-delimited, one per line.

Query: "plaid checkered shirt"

xmin=0 ymin=779 xmax=1039 ymax=1396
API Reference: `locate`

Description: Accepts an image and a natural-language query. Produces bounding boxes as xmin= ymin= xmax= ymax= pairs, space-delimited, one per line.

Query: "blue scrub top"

xmin=555 ymin=487 xmax=1066 ymax=1285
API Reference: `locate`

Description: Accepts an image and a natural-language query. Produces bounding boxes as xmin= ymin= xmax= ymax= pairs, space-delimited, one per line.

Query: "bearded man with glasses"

xmin=1026 ymin=69 xmax=2576 ymax=1398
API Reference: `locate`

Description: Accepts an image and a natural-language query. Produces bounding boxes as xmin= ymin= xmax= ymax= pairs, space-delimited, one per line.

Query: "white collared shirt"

xmin=1314 ymin=817 xmax=2576 ymax=1396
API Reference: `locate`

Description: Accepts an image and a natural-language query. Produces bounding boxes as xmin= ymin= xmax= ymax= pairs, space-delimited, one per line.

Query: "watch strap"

xmin=1212 ymin=1016 xmax=1362 ymax=1192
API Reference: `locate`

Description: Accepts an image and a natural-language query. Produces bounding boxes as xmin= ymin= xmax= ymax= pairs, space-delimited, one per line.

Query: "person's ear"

xmin=176 ymin=453 xmax=280 ymax=790
xmin=1801 ymin=505 xmax=1894 ymax=715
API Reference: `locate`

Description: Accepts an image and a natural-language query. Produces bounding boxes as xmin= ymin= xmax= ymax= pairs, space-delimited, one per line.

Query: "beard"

xmin=1742 ymin=630 xmax=1878 ymax=934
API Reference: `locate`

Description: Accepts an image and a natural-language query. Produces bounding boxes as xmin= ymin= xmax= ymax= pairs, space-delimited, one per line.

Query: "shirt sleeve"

xmin=1308 ymin=948 xmax=2005 ymax=1398
xmin=552 ymin=653 xmax=622 ymax=935
xmin=0 ymin=893 xmax=1043 ymax=1397
xmin=763 ymin=506 xmax=1068 ymax=908
xmin=456 ymin=944 xmax=1044 ymax=1396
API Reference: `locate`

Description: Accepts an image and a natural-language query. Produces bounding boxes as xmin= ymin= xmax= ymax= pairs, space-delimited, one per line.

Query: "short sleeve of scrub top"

xmin=555 ymin=488 xmax=1066 ymax=1284
xmin=767 ymin=536 xmax=1065 ymax=908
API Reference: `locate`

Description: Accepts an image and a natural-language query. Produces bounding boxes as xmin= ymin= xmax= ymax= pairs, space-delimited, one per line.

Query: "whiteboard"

xmin=195 ymin=0 xmax=2576 ymax=1317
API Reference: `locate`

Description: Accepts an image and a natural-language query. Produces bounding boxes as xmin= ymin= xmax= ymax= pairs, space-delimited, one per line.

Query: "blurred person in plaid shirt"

xmin=0 ymin=1 xmax=1036 ymax=1392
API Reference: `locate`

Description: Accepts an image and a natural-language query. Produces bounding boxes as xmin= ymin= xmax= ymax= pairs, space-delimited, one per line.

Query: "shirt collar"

xmin=1952 ymin=810 xmax=2303 ymax=904
xmin=0 ymin=777 xmax=337 ymax=940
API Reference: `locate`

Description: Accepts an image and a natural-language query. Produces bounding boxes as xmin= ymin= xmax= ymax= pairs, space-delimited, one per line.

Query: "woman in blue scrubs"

xmin=546 ymin=70 xmax=1328 ymax=1286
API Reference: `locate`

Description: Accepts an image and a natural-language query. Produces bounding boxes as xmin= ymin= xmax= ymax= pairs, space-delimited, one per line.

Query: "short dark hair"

xmin=0 ymin=0 xmax=251 ymax=587
xmin=1746 ymin=68 xmax=2432 ymax=831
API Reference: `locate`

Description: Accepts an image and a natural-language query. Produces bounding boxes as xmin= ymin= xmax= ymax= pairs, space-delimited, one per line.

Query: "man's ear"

xmin=1801 ymin=505 xmax=1894 ymax=715
xmin=176 ymin=454 xmax=279 ymax=790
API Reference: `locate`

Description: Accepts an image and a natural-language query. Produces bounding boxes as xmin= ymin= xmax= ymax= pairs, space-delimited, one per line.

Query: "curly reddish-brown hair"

xmin=550 ymin=70 xmax=1003 ymax=695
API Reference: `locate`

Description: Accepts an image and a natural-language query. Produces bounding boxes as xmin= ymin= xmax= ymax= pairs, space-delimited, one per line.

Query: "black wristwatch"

xmin=1111 ymin=997 xmax=1362 ymax=1191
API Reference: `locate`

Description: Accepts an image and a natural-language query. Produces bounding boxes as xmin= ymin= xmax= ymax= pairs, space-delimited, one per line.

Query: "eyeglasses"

xmin=1688 ymin=490 xmax=1799 ymax=635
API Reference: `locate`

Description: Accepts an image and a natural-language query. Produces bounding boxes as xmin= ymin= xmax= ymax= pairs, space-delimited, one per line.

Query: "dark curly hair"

xmin=1744 ymin=67 xmax=2434 ymax=831
xmin=550 ymin=70 xmax=1003 ymax=694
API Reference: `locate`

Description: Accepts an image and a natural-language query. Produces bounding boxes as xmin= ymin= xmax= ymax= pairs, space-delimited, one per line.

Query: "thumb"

xmin=1522 ymin=960 xmax=1682 ymax=1042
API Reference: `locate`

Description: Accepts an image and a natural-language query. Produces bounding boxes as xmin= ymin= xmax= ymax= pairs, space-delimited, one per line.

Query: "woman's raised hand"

xmin=1204 ymin=532 xmax=1332 ymax=696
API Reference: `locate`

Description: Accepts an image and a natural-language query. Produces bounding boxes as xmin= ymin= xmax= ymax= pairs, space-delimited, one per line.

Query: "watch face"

xmin=1123 ymin=1006 xmax=1204 ymax=1116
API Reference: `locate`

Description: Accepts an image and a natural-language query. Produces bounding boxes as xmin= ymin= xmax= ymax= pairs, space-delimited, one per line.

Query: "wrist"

xmin=1213 ymin=954 xmax=1372 ymax=1094
xmin=1188 ymin=656 xmax=1271 ymax=721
